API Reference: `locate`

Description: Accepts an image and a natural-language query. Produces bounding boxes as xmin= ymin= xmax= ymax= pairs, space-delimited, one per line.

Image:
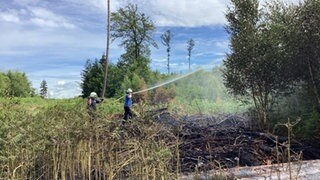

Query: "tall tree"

xmin=111 ymin=4 xmax=157 ymax=82
xmin=161 ymin=30 xmax=172 ymax=74
xmin=223 ymin=0 xmax=292 ymax=129
xmin=81 ymin=57 xmax=104 ymax=98
xmin=292 ymin=0 xmax=320 ymax=111
xmin=102 ymin=0 xmax=111 ymax=98
xmin=187 ymin=38 xmax=195 ymax=72
xmin=40 ymin=80 xmax=48 ymax=99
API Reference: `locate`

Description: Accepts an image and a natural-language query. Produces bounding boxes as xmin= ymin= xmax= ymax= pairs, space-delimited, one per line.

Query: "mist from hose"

xmin=133 ymin=68 xmax=202 ymax=94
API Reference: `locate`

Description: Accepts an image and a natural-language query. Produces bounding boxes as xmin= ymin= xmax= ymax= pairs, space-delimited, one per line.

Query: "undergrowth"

xmin=0 ymin=97 xmax=236 ymax=179
xmin=0 ymin=97 xmax=176 ymax=179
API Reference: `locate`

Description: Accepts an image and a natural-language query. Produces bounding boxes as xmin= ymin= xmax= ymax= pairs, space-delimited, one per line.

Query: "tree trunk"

xmin=102 ymin=0 xmax=110 ymax=98
xmin=307 ymin=58 xmax=320 ymax=111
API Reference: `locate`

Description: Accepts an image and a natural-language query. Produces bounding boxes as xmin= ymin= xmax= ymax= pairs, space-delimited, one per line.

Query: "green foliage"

xmin=270 ymin=86 xmax=320 ymax=137
xmin=266 ymin=0 xmax=320 ymax=134
xmin=122 ymin=73 xmax=134 ymax=92
xmin=0 ymin=72 xmax=9 ymax=97
xmin=81 ymin=57 xmax=104 ymax=98
xmin=120 ymin=73 xmax=148 ymax=102
xmin=223 ymin=0 xmax=301 ymax=128
xmin=39 ymin=80 xmax=48 ymax=99
xmin=161 ymin=30 xmax=172 ymax=74
xmin=187 ymin=38 xmax=195 ymax=72
xmin=104 ymin=63 xmax=123 ymax=97
xmin=111 ymin=3 xmax=157 ymax=83
xmin=289 ymin=0 xmax=320 ymax=109
xmin=81 ymin=4 xmax=159 ymax=98
xmin=1 ymin=71 xmax=34 ymax=97
xmin=224 ymin=0 xmax=260 ymax=96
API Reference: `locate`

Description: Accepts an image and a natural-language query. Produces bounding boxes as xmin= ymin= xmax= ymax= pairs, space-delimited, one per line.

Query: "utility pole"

xmin=102 ymin=0 xmax=110 ymax=98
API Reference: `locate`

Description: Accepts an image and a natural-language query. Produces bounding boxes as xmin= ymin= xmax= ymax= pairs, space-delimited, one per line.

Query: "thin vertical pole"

xmin=102 ymin=0 xmax=110 ymax=98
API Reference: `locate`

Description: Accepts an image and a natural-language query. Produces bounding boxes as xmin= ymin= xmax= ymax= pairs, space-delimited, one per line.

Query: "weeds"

xmin=275 ymin=117 xmax=302 ymax=180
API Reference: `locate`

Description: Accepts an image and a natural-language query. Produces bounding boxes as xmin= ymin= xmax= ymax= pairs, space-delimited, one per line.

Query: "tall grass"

xmin=0 ymin=96 xmax=239 ymax=179
xmin=0 ymin=97 xmax=177 ymax=179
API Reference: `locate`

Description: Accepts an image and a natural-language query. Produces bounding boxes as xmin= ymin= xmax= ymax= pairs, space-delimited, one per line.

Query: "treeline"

xmin=81 ymin=4 xmax=195 ymax=98
xmin=223 ymin=0 xmax=320 ymax=133
xmin=81 ymin=56 xmax=167 ymax=98
xmin=0 ymin=71 xmax=34 ymax=97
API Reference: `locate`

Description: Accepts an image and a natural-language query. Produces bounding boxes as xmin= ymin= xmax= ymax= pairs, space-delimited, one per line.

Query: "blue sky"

xmin=0 ymin=0 xmax=297 ymax=98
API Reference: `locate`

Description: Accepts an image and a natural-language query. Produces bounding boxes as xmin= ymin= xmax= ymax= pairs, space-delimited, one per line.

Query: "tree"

xmin=187 ymin=38 xmax=195 ymax=72
xmin=102 ymin=0 xmax=111 ymax=98
xmin=104 ymin=63 xmax=123 ymax=97
xmin=81 ymin=57 xmax=104 ymax=98
xmin=120 ymin=73 xmax=148 ymax=103
xmin=291 ymin=0 xmax=320 ymax=111
xmin=0 ymin=72 xmax=9 ymax=97
xmin=81 ymin=55 xmax=136 ymax=98
xmin=111 ymin=4 xmax=157 ymax=82
xmin=223 ymin=0 xmax=293 ymax=129
xmin=40 ymin=80 xmax=48 ymax=99
xmin=161 ymin=30 xmax=172 ymax=74
xmin=6 ymin=71 xmax=34 ymax=97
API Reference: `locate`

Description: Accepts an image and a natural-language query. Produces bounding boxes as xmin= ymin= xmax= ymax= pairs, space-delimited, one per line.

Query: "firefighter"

xmin=123 ymin=88 xmax=133 ymax=122
xmin=87 ymin=92 xmax=103 ymax=119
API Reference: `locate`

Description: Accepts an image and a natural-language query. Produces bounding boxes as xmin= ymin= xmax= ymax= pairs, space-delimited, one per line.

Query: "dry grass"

xmin=0 ymin=98 xmax=180 ymax=179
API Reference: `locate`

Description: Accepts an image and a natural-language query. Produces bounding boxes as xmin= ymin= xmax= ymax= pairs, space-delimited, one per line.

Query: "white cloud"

xmin=215 ymin=52 xmax=226 ymax=56
xmin=128 ymin=0 xmax=228 ymax=27
xmin=215 ymin=40 xmax=229 ymax=49
xmin=152 ymin=58 xmax=167 ymax=63
xmin=106 ymin=0 xmax=300 ymax=27
xmin=69 ymin=0 xmax=124 ymax=13
xmin=47 ymin=81 xmax=82 ymax=99
xmin=30 ymin=17 xmax=75 ymax=29
xmin=0 ymin=12 xmax=20 ymax=23
xmin=28 ymin=7 xmax=76 ymax=29
xmin=57 ymin=80 xmax=66 ymax=85
xmin=195 ymin=52 xmax=215 ymax=57
xmin=29 ymin=66 xmax=83 ymax=98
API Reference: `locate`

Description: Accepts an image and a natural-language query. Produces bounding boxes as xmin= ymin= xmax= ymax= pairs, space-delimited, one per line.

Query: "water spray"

xmin=110 ymin=68 xmax=202 ymax=104
xmin=133 ymin=68 xmax=202 ymax=94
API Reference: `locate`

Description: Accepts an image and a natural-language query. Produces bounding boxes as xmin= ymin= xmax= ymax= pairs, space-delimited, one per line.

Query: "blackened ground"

xmin=152 ymin=109 xmax=320 ymax=173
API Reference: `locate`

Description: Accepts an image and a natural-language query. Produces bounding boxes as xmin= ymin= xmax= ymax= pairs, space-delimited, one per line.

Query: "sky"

xmin=0 ymin=0 xmax=299 ymax=98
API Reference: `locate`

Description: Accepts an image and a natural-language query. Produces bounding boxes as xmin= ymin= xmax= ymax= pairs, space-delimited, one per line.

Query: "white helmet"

xmin=90 ymin=92 xmax=97 ymax=97
xmin=126 ymin=88 xmax=133 ymax=93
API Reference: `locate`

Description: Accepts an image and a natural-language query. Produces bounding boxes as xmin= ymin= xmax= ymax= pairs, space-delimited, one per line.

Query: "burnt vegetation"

xmin=1 ymin=0 xmax=320 ymax=179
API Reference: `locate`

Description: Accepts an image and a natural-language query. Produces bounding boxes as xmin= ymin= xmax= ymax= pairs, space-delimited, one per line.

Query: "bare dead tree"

xmin=102 ymin=0 xmax=110 ymax=98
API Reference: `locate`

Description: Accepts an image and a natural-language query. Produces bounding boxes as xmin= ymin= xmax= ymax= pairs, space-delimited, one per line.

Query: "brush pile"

xmin=152 ymin=109 xmax=320 ymax=173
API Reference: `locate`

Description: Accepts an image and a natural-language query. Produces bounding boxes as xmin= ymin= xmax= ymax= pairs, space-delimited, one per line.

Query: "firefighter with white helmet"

xmin=90 ymin=92 xmax=97 ymax=98
xmin=123 ymin=88 xmax=133 ymax=122
xmin=87 ymin=92 xmax=103 ymax=119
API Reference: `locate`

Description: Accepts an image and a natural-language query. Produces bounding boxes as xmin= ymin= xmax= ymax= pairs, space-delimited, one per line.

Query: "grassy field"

xmin=0 ymin=96 xmax=246 ymax=179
